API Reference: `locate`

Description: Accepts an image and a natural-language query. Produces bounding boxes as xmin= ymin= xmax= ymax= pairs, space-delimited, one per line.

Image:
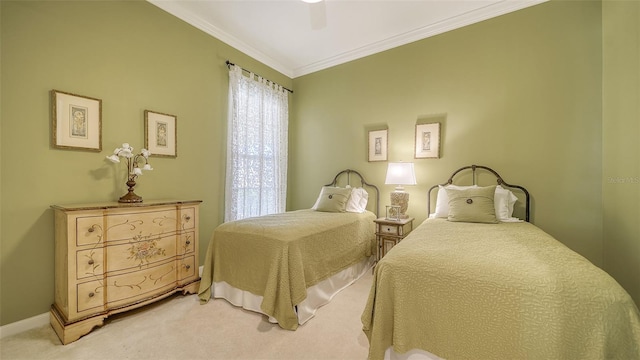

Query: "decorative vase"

xmin=118 ymin=179 xmax=143 ymax=203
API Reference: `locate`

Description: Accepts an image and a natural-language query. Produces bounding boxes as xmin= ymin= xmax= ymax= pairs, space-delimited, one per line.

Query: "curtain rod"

xmin=225 ymin=60 xmax=293 ymax=94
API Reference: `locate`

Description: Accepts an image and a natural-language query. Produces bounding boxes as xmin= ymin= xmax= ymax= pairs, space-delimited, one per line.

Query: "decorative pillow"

xmin=446 ymin=185 xmax=498 ymax=224
xmin=494 ymin=185 xmax=518 ymax=221
xmin=313 ymin=187 xmax=353 ymax=213
xmin=346 ymin=187 xmax=369 ymax=213
xmin=433 ymin=185 xmax=478 ymax=218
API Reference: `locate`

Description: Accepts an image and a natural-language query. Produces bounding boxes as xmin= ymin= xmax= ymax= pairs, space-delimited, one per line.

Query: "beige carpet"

xmin=1 ymin=272 xmax=374 ymax=360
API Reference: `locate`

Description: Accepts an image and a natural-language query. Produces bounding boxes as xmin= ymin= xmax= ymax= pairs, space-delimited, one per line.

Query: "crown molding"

xmin=149 ymin=0 xmax=547 ymax=79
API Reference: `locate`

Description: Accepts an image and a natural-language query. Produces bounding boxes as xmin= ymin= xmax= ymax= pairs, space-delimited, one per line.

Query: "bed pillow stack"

xmin=312 ymin=186 xmax=369 ymax=213
xmin=312 ymin=186 xmax=352 ymax=212
xmin=432 ymin=184 xmax=520 ymax=222
xmin=445 ymin=185 xmax=498 ymax=223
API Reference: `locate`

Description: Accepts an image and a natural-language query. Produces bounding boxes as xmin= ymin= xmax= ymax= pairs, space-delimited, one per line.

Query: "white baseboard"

xmin=1 ymin=266 xmax=205 ymax=340
xmin=0 ymin=312 xmax=49 ymax=339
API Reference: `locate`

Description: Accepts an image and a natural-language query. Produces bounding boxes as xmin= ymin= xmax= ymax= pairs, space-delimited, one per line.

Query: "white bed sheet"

xmin=209 ymin=256 xmax=374 ymax=326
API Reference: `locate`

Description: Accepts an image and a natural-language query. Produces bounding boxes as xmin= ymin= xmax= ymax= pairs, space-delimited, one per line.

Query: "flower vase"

xmin=118 ymin=179 xmax=143 ymax=203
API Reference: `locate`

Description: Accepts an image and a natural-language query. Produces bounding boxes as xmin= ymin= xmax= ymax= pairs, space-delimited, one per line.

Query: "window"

xmin=225 ymin=65 xmax=289 ymax=221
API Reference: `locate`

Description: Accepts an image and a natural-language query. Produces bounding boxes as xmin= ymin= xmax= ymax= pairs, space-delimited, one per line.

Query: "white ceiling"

xmin=148 ymin=0 xmax=547 ymax=78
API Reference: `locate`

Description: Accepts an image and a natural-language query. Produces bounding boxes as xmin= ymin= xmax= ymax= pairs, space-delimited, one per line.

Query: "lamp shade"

xmin=385 ymin=162 xmax=417 ymax=188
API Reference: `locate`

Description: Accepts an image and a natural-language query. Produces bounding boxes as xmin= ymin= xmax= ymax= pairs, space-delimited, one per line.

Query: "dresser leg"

xmin=50 ymin=306 xmax=106 ymax=345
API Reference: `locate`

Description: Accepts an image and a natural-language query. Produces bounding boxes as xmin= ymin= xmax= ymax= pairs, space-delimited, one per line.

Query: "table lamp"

xmin=384 ymin=162 xmax=417 ymax=219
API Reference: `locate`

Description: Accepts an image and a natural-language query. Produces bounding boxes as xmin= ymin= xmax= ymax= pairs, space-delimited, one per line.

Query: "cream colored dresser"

xmin=50 ymin=200 xmax=202 ymax=344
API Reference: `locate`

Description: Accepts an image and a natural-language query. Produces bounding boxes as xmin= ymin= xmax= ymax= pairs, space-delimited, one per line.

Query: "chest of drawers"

xmin=49 ymin=200 xmax=201 ymax=344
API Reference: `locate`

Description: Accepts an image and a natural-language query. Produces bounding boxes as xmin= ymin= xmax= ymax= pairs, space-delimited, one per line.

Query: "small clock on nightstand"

xmin=374 ymin=217 xmax=414 ymax=262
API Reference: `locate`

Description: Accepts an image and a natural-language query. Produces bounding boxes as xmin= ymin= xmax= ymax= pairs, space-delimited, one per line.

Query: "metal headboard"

xmin=325 ymin=169 xmax=380 ymax=217
xmin=427 ymin=165 xmax=530 ymax=222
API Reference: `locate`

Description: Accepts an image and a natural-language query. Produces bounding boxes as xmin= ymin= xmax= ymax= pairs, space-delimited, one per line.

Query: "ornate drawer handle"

xmin=185 ymin=216 xmax=191 ymax=221
xmin=185 ymin=240 xmax=191 ymax=245
xmin=88 ymin=292 xmax=95 ymax=298
xmin=88 ymin=226 xmax=95 ymax=233
xmin=88 ymin=259 xmax=95 ymax=265
xmin=185 ymin=265 xmax=191 ymax=270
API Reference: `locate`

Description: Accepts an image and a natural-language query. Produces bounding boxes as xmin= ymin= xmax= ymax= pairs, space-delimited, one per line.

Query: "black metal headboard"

xmin=427 ymin=165 xmax=530 ymax=222
xmin=325 ymin=169 xmax=380 ymax=217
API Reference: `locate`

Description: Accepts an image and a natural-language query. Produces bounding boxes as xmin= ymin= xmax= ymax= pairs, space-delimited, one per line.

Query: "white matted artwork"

xmin=145 ymin=110 xmax=177 ymax=158
xmin=368 ymin=129 xmax=388 ymax=162
xmin=415 ymin=122 xmax=440 ymax=159
xmin=51 ymin=90 xmax=102 ymax=151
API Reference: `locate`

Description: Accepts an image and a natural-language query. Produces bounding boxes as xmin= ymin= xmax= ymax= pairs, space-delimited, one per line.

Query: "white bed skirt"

xmin=210 ymin=256 xmax=374 ymax=326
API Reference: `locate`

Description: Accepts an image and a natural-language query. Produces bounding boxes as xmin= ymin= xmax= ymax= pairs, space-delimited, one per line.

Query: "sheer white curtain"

xmin=225 ymin=65 xmax=289 ymax=221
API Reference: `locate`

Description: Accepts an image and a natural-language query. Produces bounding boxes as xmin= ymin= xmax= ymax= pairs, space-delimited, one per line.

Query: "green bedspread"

xmin=362 ymin=218 xmax=640 ymax=360
xmin=199 ymin=209 xmax=375 ymax=330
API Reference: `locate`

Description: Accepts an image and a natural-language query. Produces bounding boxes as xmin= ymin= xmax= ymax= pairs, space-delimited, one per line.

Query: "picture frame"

xmin=415 ymin=122 xmax=440 ymax=159
xmin=368 ymin=129 xmax=388 ymax=162
xmin=51 ymin=90 xmax=102 ymax=151
xmin=145 ymin=110 xmax=177 ymax=158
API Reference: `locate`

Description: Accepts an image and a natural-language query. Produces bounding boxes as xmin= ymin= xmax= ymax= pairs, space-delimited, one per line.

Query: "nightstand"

xmin=374 ymin=217 xmax=414 ymax=262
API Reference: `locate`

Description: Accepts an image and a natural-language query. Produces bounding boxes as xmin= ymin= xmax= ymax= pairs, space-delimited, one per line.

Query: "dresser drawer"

xmin=178 ymin=255 xmax=196 ymax=282
xmin=106 ymin=261 xmax=177 ymax=308
xmin=76 ymin=249 xmax=104 ymax=280
xmin=76 ymin=216 xmax=104 ymax=246
xmin=105 ymin=208 xmax=178 ymax=242
xmin=379 ymin=224 xmax=399 ymax=235
xmin=180 ymin=207 xmax=196 ymax=231
xmin=105 ymin=233 xmax=177 ymax=273
xmin=178 ymin=231 xmax=196 ymax=255
xmin=76 ymin=280 xmax=105 ymax=314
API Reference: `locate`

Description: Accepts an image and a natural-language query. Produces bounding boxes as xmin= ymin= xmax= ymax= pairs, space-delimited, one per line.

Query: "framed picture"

xmin=51 ymin=90 xmax=102 ymax=151
xmin=415 ymin=122 xmax=440 ymax=159
xmin=145 ymin=110 xmax=177 ymax=158
xmin=368 ymin=129 xmax=388 ymax=162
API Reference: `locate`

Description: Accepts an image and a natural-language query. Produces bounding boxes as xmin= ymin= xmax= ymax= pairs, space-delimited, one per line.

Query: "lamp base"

xmin=390 ymin=191 xmax=410 ymax=219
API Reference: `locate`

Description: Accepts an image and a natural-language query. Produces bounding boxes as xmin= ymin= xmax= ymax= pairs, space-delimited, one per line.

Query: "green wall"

xmin=0 ymin=0 xmax=291 ymax=326
xmin=291 ymin=1 xmax=604 ymax=261
xmin=602 ymin=0 xmax=640 ymax=308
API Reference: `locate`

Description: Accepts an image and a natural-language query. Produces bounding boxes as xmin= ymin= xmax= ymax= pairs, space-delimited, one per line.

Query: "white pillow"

xmin=346 ymin=187 xmax=369 ymax=213
xmin=312 ymin=186 xmax=369 ymax=213
xmin=433 ymin=185 xmax=478 ymax=218
xmin=494 ymin=185 xmax=519 ymax=221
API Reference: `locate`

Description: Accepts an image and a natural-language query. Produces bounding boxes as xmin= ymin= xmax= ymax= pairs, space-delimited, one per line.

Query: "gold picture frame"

xmin=51 ymin=90 xmax=102 ymax=151
xmin=368 ymin=129 xmax=388 ymax=162
xmin=415 ymin=122 xmax=440 ymax=159
xmin=145 ymin=110 xmax=177 ymax=158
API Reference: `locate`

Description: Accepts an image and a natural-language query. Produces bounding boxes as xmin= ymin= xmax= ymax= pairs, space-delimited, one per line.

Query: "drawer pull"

xmin=88 ymin=226 xmax=95 ymax=233
xmin=185 ymin=265 xmax=191 ymax=270
xmin=88 ymin=292 xmax=95 ymax=298
xmin=185 ymin=216 xmax=191 ymax=221
xmin=88 ymin=259 xmax=94 ymax=265
xmin=185 ymin=240 xmax=191 ymax=245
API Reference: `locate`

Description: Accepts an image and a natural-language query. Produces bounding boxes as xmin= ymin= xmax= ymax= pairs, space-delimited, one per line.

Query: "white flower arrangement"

xmin=106 ymin=143 xmax=153 ymax=203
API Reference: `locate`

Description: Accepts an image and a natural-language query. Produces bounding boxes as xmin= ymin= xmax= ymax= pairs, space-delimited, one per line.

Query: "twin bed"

xmin=198 ymin=169 xmax=379 ymax=330
xmin=197 ymin=165 xmax=640 ymax=359
xmin=362 ymin=165 xmax=640 ymax=360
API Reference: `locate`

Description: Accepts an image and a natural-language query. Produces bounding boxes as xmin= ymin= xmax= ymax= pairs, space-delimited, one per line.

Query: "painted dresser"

xmin=49 ymin=200 xmax=201 ymax=344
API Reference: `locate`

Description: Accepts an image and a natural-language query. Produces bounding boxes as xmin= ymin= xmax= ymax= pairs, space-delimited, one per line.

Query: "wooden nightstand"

xmin=374 ymin=217 xmax=414 ymax=262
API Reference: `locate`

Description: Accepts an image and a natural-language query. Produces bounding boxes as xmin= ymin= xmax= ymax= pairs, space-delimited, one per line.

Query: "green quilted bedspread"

xmin=362 ymin=218 xmax=640 ymax=360
xmin=199 ymin=209 xmax=375 ymax=330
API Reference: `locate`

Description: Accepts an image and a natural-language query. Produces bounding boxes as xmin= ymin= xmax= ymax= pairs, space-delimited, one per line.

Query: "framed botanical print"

xmin=368 ymin=129 xmax=388 ymax=162
xmin=415 ymin=122 xmax=440 ymax=159
xmin=51 ymin=90 xmax=102 ymax=151
xmin=145 ymin=110 xmax=177 ymax=158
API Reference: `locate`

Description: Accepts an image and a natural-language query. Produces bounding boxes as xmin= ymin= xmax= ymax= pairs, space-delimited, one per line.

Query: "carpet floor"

xmin=1 ymin=272 xmax=374 ymax=360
